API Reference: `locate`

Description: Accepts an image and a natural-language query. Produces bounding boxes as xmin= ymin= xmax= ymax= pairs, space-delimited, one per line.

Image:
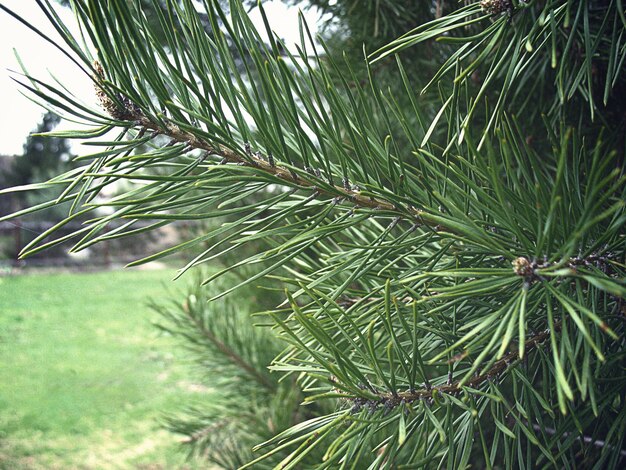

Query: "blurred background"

xmin=0 ymin=1 xmax=326 ymax=468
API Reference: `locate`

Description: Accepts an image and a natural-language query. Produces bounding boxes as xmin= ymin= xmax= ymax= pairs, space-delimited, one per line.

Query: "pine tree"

xmin=4 ymin=111 xmax=74 ymax=216
xmin=6 ymin=112 xmax=72 ymax=190
xmin=1 ymin=1 xmax=625 ymax=468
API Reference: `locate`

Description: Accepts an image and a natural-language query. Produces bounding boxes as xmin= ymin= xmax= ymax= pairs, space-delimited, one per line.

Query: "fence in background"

xmin=0 ymin=220 xmax=190 ymax=268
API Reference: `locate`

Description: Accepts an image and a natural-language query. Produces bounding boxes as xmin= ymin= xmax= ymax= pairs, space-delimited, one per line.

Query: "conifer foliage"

xmin=1 ymin=0 xmax=625 ymax=468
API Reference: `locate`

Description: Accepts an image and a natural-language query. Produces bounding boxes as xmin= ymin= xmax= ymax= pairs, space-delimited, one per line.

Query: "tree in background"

xmin=1 ymin=1 xmax=625 ymax=468
xmin=0 ymin=112 xmax=73 ymax=259
xmin=5 ymin=112 xmax=72 ymax=190
xmin=150 ymin=272 xmax=330 ymax=468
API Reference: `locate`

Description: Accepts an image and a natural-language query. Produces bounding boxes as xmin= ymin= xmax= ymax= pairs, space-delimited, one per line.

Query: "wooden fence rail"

xmin=0 ymin=219 xmax=188 ymax=268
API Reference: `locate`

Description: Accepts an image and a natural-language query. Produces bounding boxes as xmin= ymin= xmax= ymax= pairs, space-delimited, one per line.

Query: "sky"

xmin=0 ymin=1 xmax=324 ymax=156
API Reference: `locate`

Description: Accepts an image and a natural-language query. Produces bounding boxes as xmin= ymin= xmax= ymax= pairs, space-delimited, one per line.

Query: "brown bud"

xmin=512 ymin=256 xmax=533 ymax=277
xmin=480 ymin=0 xmax=513 ymax=15
xmin=93 ymin=60 xmax=141 ymax=120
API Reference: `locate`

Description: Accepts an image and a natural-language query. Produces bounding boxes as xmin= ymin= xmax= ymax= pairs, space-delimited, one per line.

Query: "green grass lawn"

xmin=0 ymin=268 xmax=210 ymax=469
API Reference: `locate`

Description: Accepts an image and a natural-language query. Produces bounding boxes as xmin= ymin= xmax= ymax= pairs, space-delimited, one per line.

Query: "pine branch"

xmin=183 ymin=420 xmax=226 ymax=446
xmin=180 ymin=300 xmax=276 ymax=391
xmin=3 ymin=1 xmax=625 ymax=466
xmin=93 ymin=69 xmax=452 ymax=235
xmin=512 ymin=252 xmax=620 ymax=280
xmin=341 ymin=324 xmax=559 ymax=413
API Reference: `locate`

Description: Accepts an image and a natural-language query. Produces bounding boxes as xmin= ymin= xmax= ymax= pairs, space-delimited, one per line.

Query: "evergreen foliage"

xmin=1 ymin=0 xmax=624 ymax=468
xmin=152 ymin=274 xmax=329 ymax=468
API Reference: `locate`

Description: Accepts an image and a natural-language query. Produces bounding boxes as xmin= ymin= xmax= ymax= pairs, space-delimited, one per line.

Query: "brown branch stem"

xmin=182 ymin=304 xmax=276 ymax=391
xmin=136 ymin=116 xmax=410 ymax=209
xmin=132 ymin=115 xmax=444 ymax=229
xmin=345 ymin=325 xmax=558 ymax=410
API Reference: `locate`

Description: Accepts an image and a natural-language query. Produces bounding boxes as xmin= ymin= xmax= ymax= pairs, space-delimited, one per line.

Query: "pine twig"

xmin=181 ymin=302 xmax=276 ymax=391
xmin=92 ymin=69 xmax=452 ymax=235
xmin=344 ymin=324 xmax=559 ymax=412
